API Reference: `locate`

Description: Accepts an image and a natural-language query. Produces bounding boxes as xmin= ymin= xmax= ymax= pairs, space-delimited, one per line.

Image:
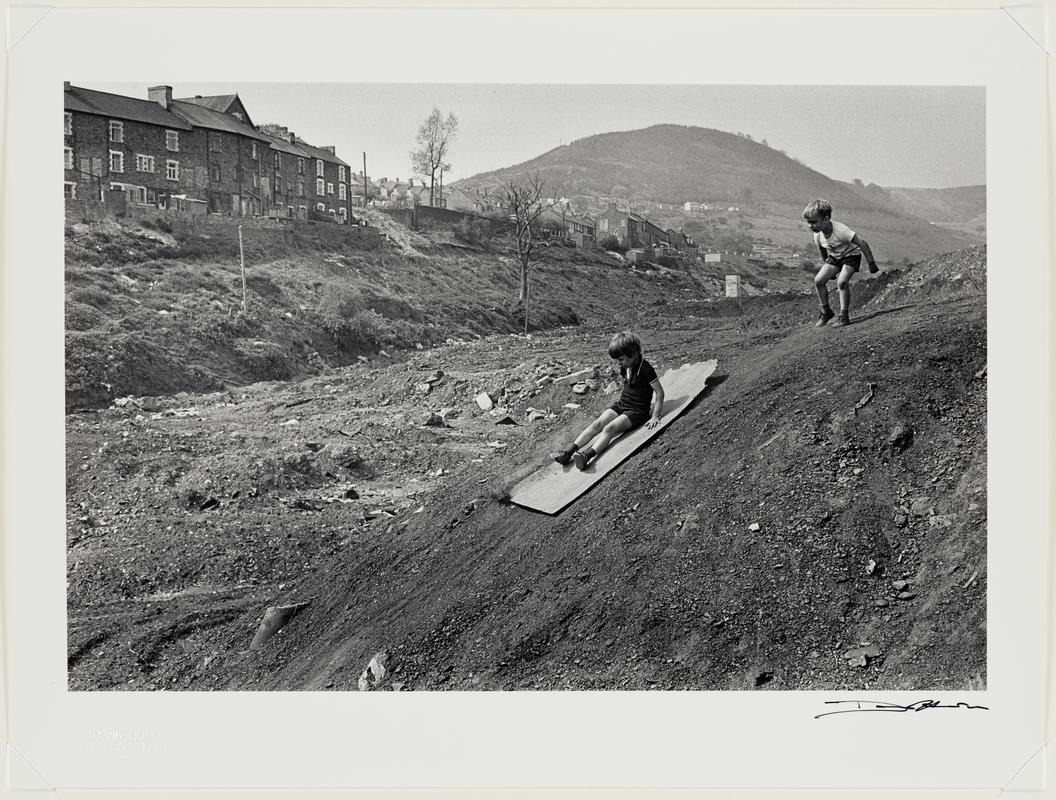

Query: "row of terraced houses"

xmin=64 ymin=83 xmax=365 ymax=223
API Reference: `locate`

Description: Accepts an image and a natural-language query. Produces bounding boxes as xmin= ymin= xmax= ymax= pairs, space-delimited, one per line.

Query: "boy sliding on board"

xmin=803 ymin=199 xmax=880 ymax=327
xmin=553 ymin=331 xmax=665 ymax=471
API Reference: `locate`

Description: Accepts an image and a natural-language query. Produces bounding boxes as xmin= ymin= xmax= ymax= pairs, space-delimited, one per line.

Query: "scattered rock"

xmin=526 ymin=409 xmax=548 ymax=422
xmin=494 ymin=415 xmax=519 ymax=426
xmin=250 ymin=602 xmax=310 ymax=650
xmin=844 ymin=644 xmax=881 ymax=667
xmin=748 ymin=522 xmax=761 ymax=532
xmin=888 ymin=423 xmax=914 ymax=453
xmin=358 ymin=652 xmax=389 ymax=691
xmin=343 ymin=487 xmax=360 ymax=500
xmin=897 ymin=591 xmax=916 ymax=601
xmin=422 ymin=412 xmax=444 ymax=427
xmin=892 ymin=580 xmax=909 ymax=591
xmin=572 ymin=382 xmax=590 ymax=395
xmin=474 ymin=392 xmax=494 ymax=411
xmin=853 ymin=383 xmax=876 ymax=413
xmin=865 ymin=559 xmax=877 ymax=575
xmin=553 ymin=368 xmax=594 ymax=385
xmin=415 ymin=383 xmax=432 ymax=394
xmin=874 ymin=599 xmax=889 ymax=608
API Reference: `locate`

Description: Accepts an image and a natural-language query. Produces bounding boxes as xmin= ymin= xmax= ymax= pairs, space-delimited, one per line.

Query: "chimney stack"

xmin=148 ymin=85 xmax=172 ymax=109
xmin=63 ymin=81 xmax=71 ymax=91
xmin=322 ymin=145 xmax=335 ymax=155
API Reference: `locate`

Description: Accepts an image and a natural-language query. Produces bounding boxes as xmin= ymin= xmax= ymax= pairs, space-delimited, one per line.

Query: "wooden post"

xmin=362 ymin=152 xmax=368 ymax=209
xmin=238 ymin=224 xmax=247 ymax=313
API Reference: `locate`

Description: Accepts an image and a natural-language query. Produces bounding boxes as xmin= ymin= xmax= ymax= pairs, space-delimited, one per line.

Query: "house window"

xmin=316 ymin=178 xmax=324 ymax=196
xmin=166 ymin=160 xmax=179 ymax=181
xmin=64 ymin=181 xmax=77 ymax=199
xmin=297 ymin=180 xmax=304 ymax=197
xmin=64 ymin=147 xmax=73 ymax=170
xmin=166 ymin=130 xmax=179 ymax=152
xmin=287 ymin=206 xmax=294 ymax=218
xmin=136 ymin=154 xmax=155 ymax=173
xmin=109 ymin=150 xmax=124 ymax=173
xmin=211 ymin=164 xmax=221 ymax=181
xmin=339 ymin=207 xmax=347 ymax=221
xmin=339 ymin=184 xmax=347 ymax=201
xmin=109 ymin=120 xmax=124 ymax=142
xmin=297 ymin=158 xmax=304 ymax=175
xmin=136 ymin=186 xmax=148 ymax=204
xmin=316 ymin=203 xmax=325 ymax=212
xmin=273 ymin=152 xmax=281 ymax=170
xmin=64 ymin=112 xmax=72 ymax=136
xmin=316 ymin=159 xmax=324 ymax=177
xmin=339 ymin=166 xmax=346 ymax=182
xmin=329 ymin=209 xmax=336 ymax=218
xmin=326 ymin=182 xmax=334 ymax=196
xmin=252 ymin=172 xmax=259 ymax=188
xmin=210 ymin=133 xmax=223 ymax=152
xmin=299 ymin=205 xmax=307 ymax=216
xmin=251 ymin=142 xmax=258 ymax=159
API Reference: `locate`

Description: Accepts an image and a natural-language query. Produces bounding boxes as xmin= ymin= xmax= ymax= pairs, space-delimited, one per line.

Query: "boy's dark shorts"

xmin=609 ymin=401 xmax=650 ymax=429
xmin=824 ymin=253 xmax=862 ymax=273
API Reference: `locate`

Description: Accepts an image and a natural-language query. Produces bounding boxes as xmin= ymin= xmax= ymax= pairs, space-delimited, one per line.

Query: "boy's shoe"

xmin=572 ymin=447 xmax=595 ymax=471
xmin=868 ymin=263 xmax=880 ymax=274
xmin=835 ymin=311 xmax=851 ymax=327
xmin=815 ymin=308 xmax=835 ymax=327
xmin=553 ymin=444 xmax=578 ymax=465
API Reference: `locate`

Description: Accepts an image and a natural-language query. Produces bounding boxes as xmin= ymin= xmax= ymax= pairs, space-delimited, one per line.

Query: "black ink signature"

xmin=816 ymin=699 xmax=989 ymax=719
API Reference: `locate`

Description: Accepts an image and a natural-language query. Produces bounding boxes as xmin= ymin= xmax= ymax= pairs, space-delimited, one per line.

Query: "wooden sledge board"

xmin=509 ymin=359 xmax=718 ymax=514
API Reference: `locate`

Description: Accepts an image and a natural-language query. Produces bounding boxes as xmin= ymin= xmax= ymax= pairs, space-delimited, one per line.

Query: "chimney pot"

xmin=63 ymin=81 xmax=71 ymax=91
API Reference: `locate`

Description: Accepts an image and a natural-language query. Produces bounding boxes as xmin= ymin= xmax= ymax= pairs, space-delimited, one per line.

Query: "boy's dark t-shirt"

xmin=618 ymin=358 xmax=658 ymax=416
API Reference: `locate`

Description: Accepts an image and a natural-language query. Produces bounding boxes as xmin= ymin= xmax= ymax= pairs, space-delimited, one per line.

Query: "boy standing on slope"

xmin=803 ymin=199 xmax=880 ymax=327
xmin=553 ymin=331 xmax=665 ymax=471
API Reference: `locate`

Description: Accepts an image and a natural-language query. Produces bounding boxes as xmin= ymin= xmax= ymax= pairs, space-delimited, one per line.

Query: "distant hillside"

xmin=454 ymin=124 xmax=984 ymax=262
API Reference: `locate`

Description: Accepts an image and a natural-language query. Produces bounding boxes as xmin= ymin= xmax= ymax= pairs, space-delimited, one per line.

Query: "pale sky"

xmin=90 ymin=83 xmax=985 ymax=190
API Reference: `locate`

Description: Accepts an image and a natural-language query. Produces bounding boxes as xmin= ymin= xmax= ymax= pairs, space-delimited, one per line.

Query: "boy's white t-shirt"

xmin=814 ymin=220 xmax=862 ymax=259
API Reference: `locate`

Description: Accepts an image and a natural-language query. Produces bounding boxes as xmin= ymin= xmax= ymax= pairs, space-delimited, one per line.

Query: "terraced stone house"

xmin=63 ymin=83 xmax=353 ymax=224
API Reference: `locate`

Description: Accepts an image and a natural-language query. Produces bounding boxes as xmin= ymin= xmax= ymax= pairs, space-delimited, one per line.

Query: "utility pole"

xmin=238 ymin=224 xmax=247 ymax=313
xmin=362 ymin=152 xmax=368 ymax=211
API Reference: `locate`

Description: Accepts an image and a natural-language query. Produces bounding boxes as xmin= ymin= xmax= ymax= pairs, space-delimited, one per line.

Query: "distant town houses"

xmin=64 ymin=83 xmax=355 ymax=223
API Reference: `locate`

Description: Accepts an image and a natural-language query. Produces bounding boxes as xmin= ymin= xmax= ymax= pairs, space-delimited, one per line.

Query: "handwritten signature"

xmin=816 ymin=699 xmax=989 ymax=719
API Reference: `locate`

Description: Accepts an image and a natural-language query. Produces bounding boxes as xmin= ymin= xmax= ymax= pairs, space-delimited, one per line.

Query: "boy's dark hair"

xmin=802 ymin=199 xmax=833 ymax=220
xmin=608 ymin=331 xmax=642 ymax=359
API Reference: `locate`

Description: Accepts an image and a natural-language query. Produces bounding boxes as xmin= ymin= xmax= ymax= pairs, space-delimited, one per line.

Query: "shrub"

xmin=599 ymin=235 xmax=627 ymax=254
xmin=452 ymin=216 xmax=492 ymax=247
xmin=65 ymin=301 xmax=106 ymax=332
xmin=69 ymin=286 xmax=112 ymax=309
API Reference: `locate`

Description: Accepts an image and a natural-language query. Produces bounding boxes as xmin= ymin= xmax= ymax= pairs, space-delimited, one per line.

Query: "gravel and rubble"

xmin=66 ymin=243 xmax=988 ymax=691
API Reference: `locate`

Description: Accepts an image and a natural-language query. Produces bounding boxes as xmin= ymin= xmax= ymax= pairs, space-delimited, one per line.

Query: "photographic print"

xmin=63 ymin=81 xmax=987 ymax=692
xmin=5 ymin=3 xmax=1050 ymax=793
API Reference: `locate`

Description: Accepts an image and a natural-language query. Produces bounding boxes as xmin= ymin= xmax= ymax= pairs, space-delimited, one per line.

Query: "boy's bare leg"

xmin=836 ymin=265 xmax=855 ymax=312
xmin=814 ymin=263 xmax=839 ymax=308
xmin=591 ymin=414 xmax=634 ymax=456
xmin=574 ymin=409 xmax=618 ymax=450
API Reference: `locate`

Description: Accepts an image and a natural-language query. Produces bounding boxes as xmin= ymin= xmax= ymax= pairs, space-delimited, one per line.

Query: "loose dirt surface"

xmin=66 ymin=229 xmax=986 ymax=692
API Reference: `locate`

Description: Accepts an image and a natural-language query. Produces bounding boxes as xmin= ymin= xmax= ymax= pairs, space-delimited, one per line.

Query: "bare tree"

xmin=500 ymin=174 xmax=548 ymax=334
xmin=410 ymin=108 xmax=458 ymax=207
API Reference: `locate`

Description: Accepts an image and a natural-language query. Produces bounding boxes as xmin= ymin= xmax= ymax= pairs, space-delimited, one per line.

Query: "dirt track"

xmin=67 ymin=257 xmax=986 ymax=691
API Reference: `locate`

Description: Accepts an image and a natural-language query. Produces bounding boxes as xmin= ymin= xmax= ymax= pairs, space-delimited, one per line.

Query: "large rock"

xmin=358 ymin=652 xmax=389 ymax=691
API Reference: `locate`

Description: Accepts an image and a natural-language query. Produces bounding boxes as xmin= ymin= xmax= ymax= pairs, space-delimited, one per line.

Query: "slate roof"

xmin=64 ymin=85 xmax=192 ymax=130
xmin=257 ymin=130 xmax=312 ymax=158
xmin=177 ymin=94 xmax=237 ymax=113
xmin=168 ymin=100 xmax=270 ymax=142
xmin=294 ymin=137 xmax=350 ymax=168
